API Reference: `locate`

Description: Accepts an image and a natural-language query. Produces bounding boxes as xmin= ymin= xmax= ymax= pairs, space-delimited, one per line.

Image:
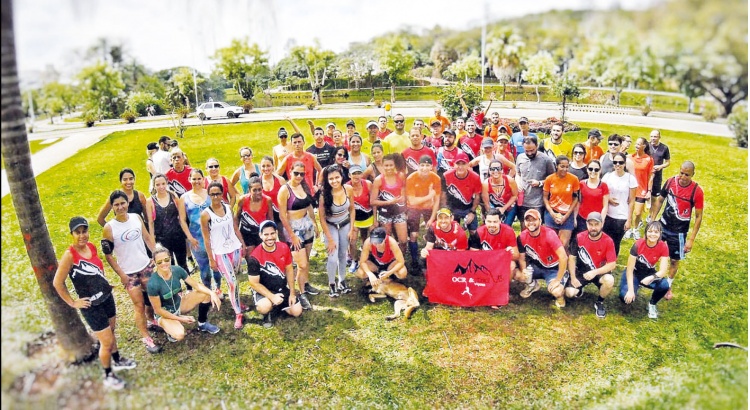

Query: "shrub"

xmin=121 ymin=110 xmax=137 ymax=123
xmin=374 ymin=99 xmax=382 ymax=108
xmin=728 ymin=105 xmax=748 ymax=148
xmin=641 ymin=104 xmax=651 ymax=116
xmin=126 ymin=91 xmax=161 ymax=116
xmin=702 ymin=103 xmax=719 ymax=122
xmin=176 ymin=107 xmax=191 ymax=119
xmin=238 ymin=99 xmax=254 ymax=113
xmin=82 ymin=112 xmax=97 ymax=128
xmin=306 ymin=101 xmax=316 ymax=110
xmin=439 ymin=82 xmax=481 ymax=119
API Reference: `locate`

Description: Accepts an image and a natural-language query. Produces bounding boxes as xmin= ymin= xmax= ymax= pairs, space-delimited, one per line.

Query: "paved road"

xmin=2 ymin=101 xmax=732 ymax=198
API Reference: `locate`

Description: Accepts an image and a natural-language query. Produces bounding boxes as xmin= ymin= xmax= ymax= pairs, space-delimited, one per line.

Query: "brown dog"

xmin=368 ymin=280 xmax=420 ymax=320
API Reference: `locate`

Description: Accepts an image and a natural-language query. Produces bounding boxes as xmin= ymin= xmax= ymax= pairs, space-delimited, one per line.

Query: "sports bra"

xmin=286 ymin=185 xmax=312 ymax=211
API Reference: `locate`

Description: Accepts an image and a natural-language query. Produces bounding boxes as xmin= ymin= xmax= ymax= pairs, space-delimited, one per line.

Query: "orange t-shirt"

xmin=428 ymin=115 xmax=452 ymax=134
xmin=583 ymin=144 xmax=604 ymax=164
xmin=543 ymin=172 xmax=580 ymax=214
xmin=631 ymin=153 xmax=654 ymax=199
xmin=405 ymin=171 xmax=442 ymax=210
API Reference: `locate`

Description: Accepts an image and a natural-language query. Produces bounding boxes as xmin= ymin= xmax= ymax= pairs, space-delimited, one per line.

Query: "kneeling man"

xmin=356 ymin=227 xmax=408 ymax=289
xmin=516 ymin=209 xmax=568 ymax=307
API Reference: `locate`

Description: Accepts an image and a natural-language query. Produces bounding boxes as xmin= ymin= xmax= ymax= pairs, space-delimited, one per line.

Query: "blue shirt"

xmin=510 ymin=132 xmax=537 ymax=159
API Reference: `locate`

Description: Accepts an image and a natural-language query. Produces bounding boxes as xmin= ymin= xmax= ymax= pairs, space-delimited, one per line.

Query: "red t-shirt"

xmin=424 ymin=136 xmax=443 ymax=152
xmin=518 ymin=226 xmax=563 ymax=269
xmin=284 ymin=152 xmax=317 ymax=191
xmin=402 ymin=146 xmax=437 ymax=174
xmin=262 ymin=176 xmax=283 ymax=212
xmin=458 ymin=134 xmax=484 ymax=159
xmin=469 ymin=224 xmax=516 ymax=250
xmin=238 ymin=195 xmax=271 ymax=237
xmin=436 ymin=147 xmax=461 ymax=173
xmin=425 ymin=221 xmax=468 ymax=250
xmin=574 ymin=232 xmax=616 ymax=272
xmin=248 ymin=242 xmax=293 ymax=293
xmin=630 ymin=238 xmax=669 ymax=277
xmin=166 ymin=165 xmax=193 ymax=196
xmin=442 ymin=169 xmax=482 ymax=212
xmin=578 ymin=180 xmax=610 ymax=220
xmin=376 ymin=128 xmax=392 ymax=141
xmin=658 ymin=177 xmax=704 ymax=234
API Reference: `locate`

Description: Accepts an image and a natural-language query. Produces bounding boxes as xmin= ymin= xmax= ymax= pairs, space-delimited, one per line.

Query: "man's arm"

xmin=483 ymin=92 xmax=495 ymax=115
xmin=685 ymin=208 xmax=703 ymax=253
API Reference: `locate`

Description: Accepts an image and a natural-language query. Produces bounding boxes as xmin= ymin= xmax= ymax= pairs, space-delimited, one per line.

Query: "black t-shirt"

xmin=307 ymin=143 xmax=337 ymax=168
xmin=247 ymin=243 xmax=293 ymax=293
xmin=645 ymin=143 xmax=670 ymax=175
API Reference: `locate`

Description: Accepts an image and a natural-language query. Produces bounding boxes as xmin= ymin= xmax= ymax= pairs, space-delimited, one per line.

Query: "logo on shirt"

xmin=446 ymin=184 xmax=471 ymax=205
xmin=260 ymin=262 xmax=285 ymax=279
xmin=120 ymin=228 xmax=142 ymax=242
xmin=524 ymin=244 xmax=558 ymax=268
xmin=169 ymin=181 xmax=188 ymax=196
xmin=70 ymin=260 xmax=106 ymax=279
xmin=481 ymin=241 xmax=493 ymax=250
xmin=577 ymin=247 xmax=596 ymax=271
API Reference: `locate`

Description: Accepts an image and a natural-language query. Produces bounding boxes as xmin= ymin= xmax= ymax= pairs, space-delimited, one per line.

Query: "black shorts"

xmin=80 ymin=293 xmax=116 ymax=332
xmin=565 ymin=272 xmax=606 ymax=295
xmin=241 ymin=230 xmax=263 ymax=247
xmin=635 ymin=197 xmax=647 ymax=204
xmin=407 ymin=208 xmax=432 ymax=234
xmin=367 ymin=255 xmax=393 ymax=273
xmin=652 ymin=173 xmax=663 ymax=197
xmin=661 ymin=227 xmax=686 ymax=261
xmin=253 ymin=287 xmax=293 ymax=315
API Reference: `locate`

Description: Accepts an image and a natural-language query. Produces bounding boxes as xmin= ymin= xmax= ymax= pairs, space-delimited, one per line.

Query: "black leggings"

xmin=603 ymin=217 xmax=627 ymax=257
xmin=157 ymin=234 xmax=188 ymax=272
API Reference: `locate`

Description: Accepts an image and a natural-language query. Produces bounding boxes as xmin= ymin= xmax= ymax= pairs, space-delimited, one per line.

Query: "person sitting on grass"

xmin=355 ymin=227 xmax=408 ymax=292
xmin=420 ymin=208 xmax=468 ymax=259
xmin=147 ymin=245 xmax=222 ymax=342
xmin=247 ymin=221 xmax=303 ymax=328
xmin=620 ymin=221 xmax=671 ymax=319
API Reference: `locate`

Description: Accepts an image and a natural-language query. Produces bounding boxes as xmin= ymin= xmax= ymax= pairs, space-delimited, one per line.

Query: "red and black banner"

xmin=423 ymin=250 xmax=511 ymax=307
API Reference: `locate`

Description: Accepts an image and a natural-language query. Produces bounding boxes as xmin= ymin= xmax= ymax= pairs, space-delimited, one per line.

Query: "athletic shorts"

xmin=661 ymin=226 xmax=686 ymax=261
xmin=565 ymin=272 xmax=607 ymax=296
xmin=241 ymin=230 xmax=263 ymax=247
xmin=407 ymin=208 xmax=432 ymax=233
xmin=126 ymin=261 xmax=155 ymax=291
xmin=452 ymin=209 xmax=478 ymax=231
xmin=377 ymin=212 xmax=407 ymax=225
xmin=367 ymin=255 xmax=394 ymax=274
xmin=635 ymin=197 xmax=647 ymax=204
xmin=288 ymin=215 xmax=316 ymax=247
xmin=529 ymin=265 xmax=569 ymax=287
xmin=354 ymin=215 xmax=374 ymax=229
xmin=652 ymin=173 xmax=663 ymax=197
xmin=544 ymin=211 xmax=575 ymax=231
xmin=80 ymin=293 xmax=116 ymax=332
xmin=253 ymin=287 xmax=293 ymax=315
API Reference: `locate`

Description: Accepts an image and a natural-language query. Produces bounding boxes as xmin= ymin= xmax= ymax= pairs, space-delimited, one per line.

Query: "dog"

xmin=368 ymin=280 xmax=420 ymax=320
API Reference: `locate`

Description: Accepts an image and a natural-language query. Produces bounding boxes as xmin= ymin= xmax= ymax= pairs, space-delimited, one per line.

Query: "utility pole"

xmin=192 ymin=67 xmax=199 ymax=108
xmin=481 ymin=2 xmax=488 ymax=98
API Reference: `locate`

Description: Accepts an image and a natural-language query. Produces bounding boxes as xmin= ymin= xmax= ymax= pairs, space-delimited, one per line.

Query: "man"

xmin=165 ymin=148 xmax=193 ymax=196
xmin=442 ymin=151 xmax=482 ymax=235
xmin=428 ymin=107 xmax=451 ymax=134
xmin=620 ymin=134 xmax=632 ymax=154
xmin=363 ymin=120 xmax=380 ymax=154
xmin=272 ymin=126 xmax=290 ymax=167
xmin=516 ymin=209 xmax=568 ymax=307
xmin=247 ymin=221 xmax=303 ymax=328
xmin=458 ymin=91 xmax=495 ymax=128
xmin=484 ymin=111 xmax=506 ymax=142
xmin=382 ymin=113 xmax=410 ymax=155
xmin=468 ymin=208 xmax=518 ymax=261
xmin=649 ymin=161 xmax=704 ymax=300
xmin=540 ymin=122 xmax=572 ymax=159
xmin=402 ymin=127 xmax=437 ymax=174
xmin=420 ymin=208 xmax=468 ymax=259
xmin=583 ymin=128 xmax=604 ymax=164
xmin=645 ymin=129 xmax=671 ymax=213
xmin=454 ymin=117 xmax=468 ymax=139
xmin=376 ymin=116 xmax=392 ymax=140
xmin=459 ymin=119 xmax=484 ymax=163
xmin=345 ymin=119 xmax=357 ymax=140
xmin=565 ymin=212 xmax=617 ymax=318
xmin=306 ymin=127 xmax=337 ymax=169
xmin=355 ymin=227 xmax=408 ymax=289
xmin=324 ymin=122 xmax=336 ymax=145
xmin=436 ymin=129 xmax=461 ymax=175
xmin=413 ymin=118 xmax=430 ymax=136
xmin=510 ymin=116 xmax=538 ymax=159
xmin=600 ymin=134 xmax=635 ymax=175
xmin=405 ymin=156 xmax=441 ymax=272
xmin=424 ymin=120 xmax=444 ymax=151
xmin=276 ymin=133 xmax=324 ymax=192
xmin=152 ymin=136 xmax=172 ymax=175
xmin=515 ymin=135 xmax=555 ymax=223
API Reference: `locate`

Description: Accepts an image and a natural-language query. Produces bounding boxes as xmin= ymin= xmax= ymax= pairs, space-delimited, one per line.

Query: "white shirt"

xmin=602 ymin=172 xmax=638 ymax=220
xmin=152 ymin=150 xmax=172 ymax=175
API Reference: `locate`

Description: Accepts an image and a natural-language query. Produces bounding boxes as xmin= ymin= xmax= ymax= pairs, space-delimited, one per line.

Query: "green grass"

xmin=1 ymin=119 xmax=746 ymax=408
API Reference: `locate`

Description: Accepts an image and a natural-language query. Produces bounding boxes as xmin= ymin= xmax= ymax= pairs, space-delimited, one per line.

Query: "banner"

xmin=423 ymin=249 xmax=511 ymax=307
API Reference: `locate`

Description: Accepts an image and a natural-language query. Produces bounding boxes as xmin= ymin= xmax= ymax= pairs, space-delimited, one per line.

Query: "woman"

xmin=178 ymin=169 xmax=222 ymax=296
xmin=572 ymin=159 xmax=610 ymax=244
xmin=494 ymin=136 xmax=517 ymax=177
xmin=628 ymin=137 xmax=654 ymax=240
xmin=348 ymin=133 xmax=370 ymax=172
xmin=146 ymin=142 xmax=158 ymax=194
xmin=102 ymin=191 xmax=160 ymax=354
xmin=53 ymin=216 xmax=136 ymax=390
xmin=332 ymin=146 xmax=351 ymax=184
xmin=230 ymin=146 xmax=261 ymax=195
xmin=277 ymin=161 xmax=318 ymax=310
xmin=371 ymin=154 xmax=408 ymax=252
xmin=542 ymin=155 xmax=580 ymax=248
xmin=482 ymin=159 xmax=519 ymax=226
xmin=259 ymin=156 xmax=287 ymax=242
xmin=319 ymin=165 xmax=357 ymax=297
xmin=569 ymin=144 xmax=588 ymax=181
xmin=97 ymin=168 xmax=148 ymax=227
xmin=146 ymin=174 xmax=189 ymax=278
xmin=470 ymin=138 xmax=515 ymax=181
xmin=362 ymin=143 xmax=385 ymax=182
xmin=146 ymin=244 xmax=222 ymax=341
xmin=235 ymin=176 xmax=273 ymax=263
xmin=602 ymin=152 xmax=638 ymax=256
xmin=346 ymin=165 xmax=374 ymax=274
xmin=201 ymin=182 xmax=246 ymax=329
xmin=620 ymin=221 xmax=671 ymax=319
xmin=204 ymin=158 xmax=237 ymax=208
xmin=620 ymin=135 xmax=632 ymax=153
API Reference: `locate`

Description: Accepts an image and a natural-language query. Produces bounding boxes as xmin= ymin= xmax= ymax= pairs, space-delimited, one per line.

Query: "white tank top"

xmin=478 ymin=155 xmax=493 ymax=182
xmin=207 ymin=203 xmax=242 ymax=255
xmin=109 ymin=214 xmax=150 ymax=274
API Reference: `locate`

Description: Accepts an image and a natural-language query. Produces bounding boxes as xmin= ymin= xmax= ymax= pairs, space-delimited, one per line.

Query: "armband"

xmin=101 ymin=239 xmax=114 ymax=255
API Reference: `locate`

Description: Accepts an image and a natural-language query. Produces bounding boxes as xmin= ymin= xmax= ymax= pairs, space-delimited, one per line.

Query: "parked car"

xmin=196 ymin=102 xmax=244 ymax=120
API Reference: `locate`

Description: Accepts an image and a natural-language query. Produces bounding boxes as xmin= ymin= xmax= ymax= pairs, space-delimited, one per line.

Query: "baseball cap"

xmin=588 ymin=128 xmax=602 ymax=138
xmin=473 ymin=105 xmax=482 ymax=111
xmin=366 ymin=121 xmax=378 ymax=129
xmin=481 ymin=138 xmax=494 ymax=148
xmin=518 ymin=116 xmax=529 ymax=123
xmin=346 ymin=119 xmax=355 ymax=127
xmin=259 ymin=220 xmax=278 ymax=233
xmin=370 ymin=227 xmax=387 ymax=244
xmin=419 ymin=155 xmax=433 ymax=165
xmin=498 ymin=134 xmax=510 ymax=141
xmin=523 ymin=135 xmax=538 ymax=146
xmin=349 ymin=164 xmax=363 ymax=174
xmin=498 ymin=124 xmax=510 ymax=134
xmin=437 ymin=207 xmax=453 ymax=217
xmin=586 ymin=212 xmax=603 ymax=223
xmin=326 ymin=122 xmax=336 ymax=128
xmin=431 ymin=119 xmax=442 ymax=126
xmin=278 ymin=127 xmax=288 ymax=137
xmin=69 ymin=216 xmax=89 ymax=233
xmin=147 ymin=142 xmax=158 ymax=150
xmin=524 ymin=209 xmax=541 ymax=221
xmin=442 ymin=129 xmax=455 ymax=136
xmin=454 ymin=150 xmax=470 ymax=164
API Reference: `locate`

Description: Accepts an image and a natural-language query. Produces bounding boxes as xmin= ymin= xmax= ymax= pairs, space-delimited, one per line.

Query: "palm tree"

xmin=487 ymin=28 xmax=526 ymax=101
xmin=1 ymin=0 xmax=95 ymax=362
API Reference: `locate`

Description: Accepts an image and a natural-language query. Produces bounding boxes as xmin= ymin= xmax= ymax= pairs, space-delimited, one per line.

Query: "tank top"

xmin=262 ymin=176 xmax=283 ymax=212
xmin=152 ymin=193 xmax=184 ymax=241
xmin=204 ymin=175 xmax=231 ymax=203
xmin=478 ymin=155 xmax=494 ymax=182
xmin=347 ymin=179 xmax=372 ymax=222
xmin=370 ymin=236 xmax=395 ymax=265
xmin=239 ymin=195 xmax=271 ymax=236
xmin=369 ymin=162 xmax=382 ymax=179
xmin=326 ymin=191 xmax=350 ymax=225
xmin=286 ymin=185 xmax=312 ymax=211
xmin=238 ymin=165 xmax=260 ymax=194
xmin=184 ymin=192 xmax=211 ymax=248
xmin=206 ymin=203 xmax=242 ymax=255
xmin=109 ymin=214 xmax=150 ymax=274
xmin=487 ymin=175 xmax=513 ymax=208
xmin=350 ymin=153 xmax=368 ymax=170
xmin=127 ymin=190 xmax=146 ymax=223
xmin=376 ymin=175 xmax=405 ymax=217
xmin=67 ymin=243 xmax=112 ymax=306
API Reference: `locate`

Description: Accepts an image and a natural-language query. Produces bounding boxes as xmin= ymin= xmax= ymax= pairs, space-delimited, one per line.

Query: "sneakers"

xmin=648 ymin=303 xmax=659 ymax=319
xmin=198 ymin=321 xmax=221 ymax=334
xmin=146 ymin=319 xmax=162 ymax=332
xmin=167 ymin=334 xmax=178 ymax=343
xmin=112 ymin=356 xmax=136 ymax=371
xmin=240 ymin=303 xmax=251 ymax=313
xmin=234 ymin=314 xmax=244 ymax=330
xmin=348 ymin=260 xmax=359 ymax=273
xmin=664 ymin=289 xmax=673 ymax=300
xmin=142 ymin=337 xmax=161 ymax=354
xmin=304 ymin=283 xmax=320 ymax=295
xmin=103 ymin=373 xmax=126 ymax=390
xmin=623 ymin=229 xmax=633 ymax=240
xmin=555 ymin=296 xmax=566 ymax=308
xmin=263 ymin=312 xmax=274 ymax=329
xmin=524 ymin=266 xmax=534 ymax=284
xmin=520 ymin=280 xmax=540 ymax=298
xmin=329 ymin=284 xmax=340 ymax=298
xmin=632 ymin=229 xmax=642 ymax=240
xmin=298 ymin=293 xmax=312 ymax=310
xmin=337 ymin=280 xmax=352 ymax=294
xmin=594 ymin=301 xmax=606 ymax=318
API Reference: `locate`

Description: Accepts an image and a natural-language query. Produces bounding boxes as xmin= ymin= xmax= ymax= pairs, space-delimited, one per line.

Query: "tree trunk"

xmin=535 ymin=85 xmax=540 ymax=103
xmin=313 ymin=85 xmax=322 ymax=105
xmin=390 ymin=83 xmax=396 ymax=104
xmin=1 ymin=0 xmax=95 ymax=363
xmin=502 ymin=82 xmax=507 ymax=101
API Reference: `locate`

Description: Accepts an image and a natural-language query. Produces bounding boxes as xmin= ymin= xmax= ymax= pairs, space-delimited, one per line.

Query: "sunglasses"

xmin=156 ymin=257 xmax=171 ymax=264
xmin=573 ymin=151 xmax=585 ymax=155
xmin=207 ymin=165 xmax=219 ymax=169
xmin=241 ymin=154 xmax=252 ymax=158
xmin=489 ymin=167 xmax=502 ymax=172
xmin=393 ymin=120 xmax=404 ymax=123
xmin=608 ymin=142 xmax=620 ymax=146
xmin=209 ymin=192 xmax=223 ymax=197
xmin=293 ymin=171 xmax=305 ymax=177
xmin=612 ymin=161 xmax=625 ymax=165
xmin=587 ymin=167 xmax=600 ymax=172
xmin=336 ymin=153 xmax=345 ymax=157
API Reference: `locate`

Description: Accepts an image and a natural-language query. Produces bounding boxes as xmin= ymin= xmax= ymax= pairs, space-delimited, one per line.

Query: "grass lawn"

xmin=1 ymin=119 xmax=746 ymax=408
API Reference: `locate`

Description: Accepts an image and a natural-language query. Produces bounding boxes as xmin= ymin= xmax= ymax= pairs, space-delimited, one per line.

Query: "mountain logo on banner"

xmin=453 ymin=259 xmax=491 ymax=276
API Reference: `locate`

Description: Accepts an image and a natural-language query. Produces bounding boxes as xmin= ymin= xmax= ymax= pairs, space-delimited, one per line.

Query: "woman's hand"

xmin=326 ymin=237 xmax=337 ymax=254
xmin=72 ymin=298 xmax=91 ymax=309
xmin=290 ymin=234 xmax=302 ymax=251
xmin=209 ymin=258 xmax=218 ymax=271
xmin=624 ymin=290 xmax=636 ymax=304
xmin=188 ymin=236 xmax=199 ymax=249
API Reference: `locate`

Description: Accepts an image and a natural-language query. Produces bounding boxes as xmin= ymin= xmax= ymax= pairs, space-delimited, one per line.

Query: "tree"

xmin=77 ymin=62 xmax=126 ymax=119
xmin=446 ymin=52 xmax=482 ymax=83
xmin=521 ymin=51 xmax=559 ymax=103
xmin=486 ymin=28 xmax=525 ymax=100
xmin=290 ymin=43 xmax=335 ymax=105
xmin=375 ymin=36 xmax=416 ymax=103
xmin=440 ymin=82 xmax=482 ymax=120
xmin=1 ymin=0 xmax=95 ymax=362
xmin=429 ymin=41 xmax=458 ymax=79
xmin=727 ymin=104 xmax=747 ymax=148
xmin=552 ymin=75 xmax=581 ymax=124
xmin=212 ymin=38 xmax=270 ymax=101
xmin=164 ymin=67 xmax=204 ymax=109
xmin=40 ymin=82 xmax=76 ymax=121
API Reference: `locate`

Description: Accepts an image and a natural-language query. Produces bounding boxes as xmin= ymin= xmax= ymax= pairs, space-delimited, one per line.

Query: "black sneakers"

xmin=595 ymin=301 xmax=606 ymax=318
xmin=298 ymin=293 xmax=312 ymax=310
xmin=337 ymin=280 xmax=351 ymax=294
xmin=263 ymin=312 xmax=274 ymax=328
xmin=329 ymin=284 xmax=340 ymax=298
xmin=304 ymin=283 xmax=320 ymax=296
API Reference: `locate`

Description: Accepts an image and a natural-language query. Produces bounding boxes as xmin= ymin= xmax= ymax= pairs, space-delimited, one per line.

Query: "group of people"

xmin=54 ymin=107 xmax=703 ymax=390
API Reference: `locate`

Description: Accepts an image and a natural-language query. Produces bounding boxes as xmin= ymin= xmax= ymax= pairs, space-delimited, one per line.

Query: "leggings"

xmin=603 ymin=217 xmax=627 ymax=257
xmin=324 ymin=221 xmax=351 ymax=284
xmin=214 ymin=249 xmax=242 ymax=314
xmin=156 ymin=234 xmax=188 ymax=272
xmin=191 ymin=244 xmax=222 ymax=290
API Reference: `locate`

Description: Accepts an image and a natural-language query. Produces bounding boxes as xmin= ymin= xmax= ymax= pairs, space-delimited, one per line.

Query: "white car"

xmin=196 ymin=102 xmax=243 ymax=120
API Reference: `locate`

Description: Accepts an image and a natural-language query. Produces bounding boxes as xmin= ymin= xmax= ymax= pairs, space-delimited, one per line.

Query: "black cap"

xmin=278 ymin=127 xmax=288 ymax=137
xmin=370 ymin=227 xmax=387 ymax=244
xmin=518 ymin=116 xmax=529 ymax=123
xmin=442 ymin=129 xmax=455 ymax=136
xmin=147 ymin=142 xmax=158 ymax=150
xmin=69 ymin=216 xmax=88 ymax=233
xmin=419 ymin=155 xmax=433 ymax=165
xmin=346 ymin=119 xmax=356 ymax=127
xmin=588 ymin=128 xmax=602 ymax=138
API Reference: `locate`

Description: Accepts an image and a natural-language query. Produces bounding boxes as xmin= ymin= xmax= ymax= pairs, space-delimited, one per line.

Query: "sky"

xmin=13 ymin=0 xmax=654 ymax=85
